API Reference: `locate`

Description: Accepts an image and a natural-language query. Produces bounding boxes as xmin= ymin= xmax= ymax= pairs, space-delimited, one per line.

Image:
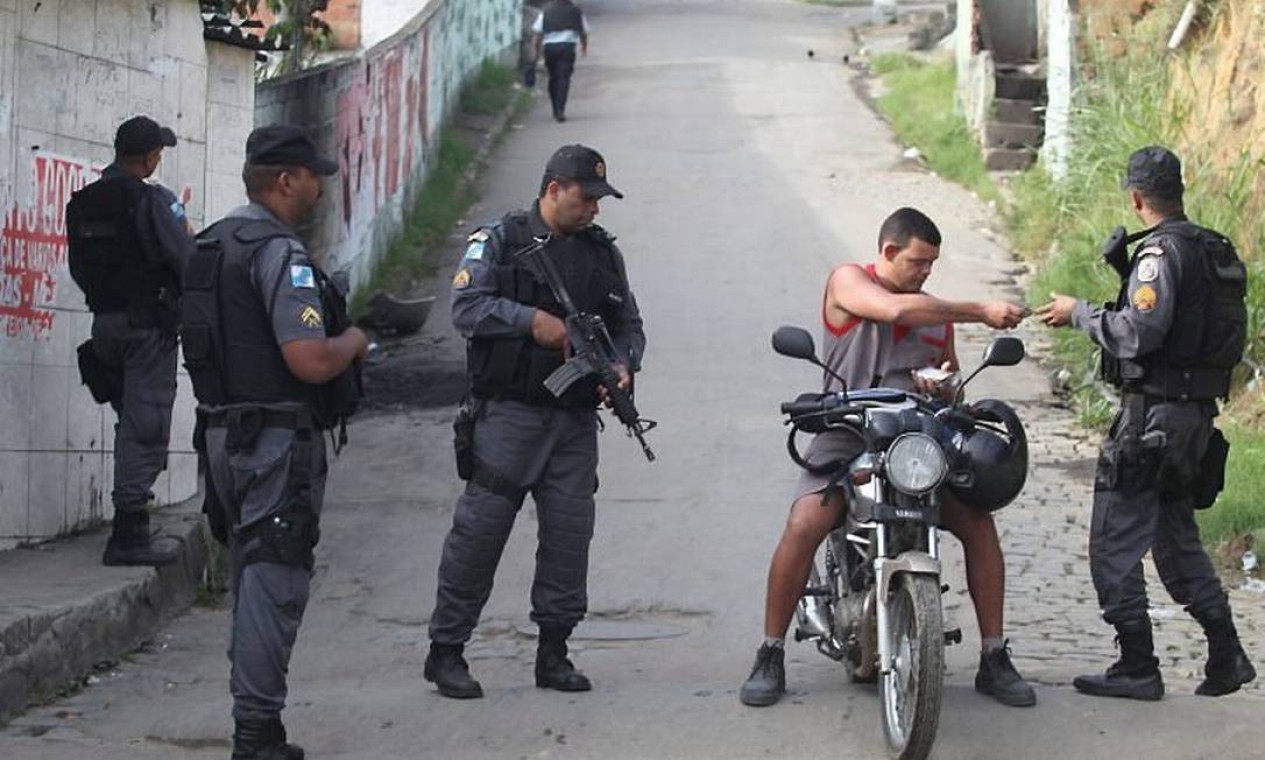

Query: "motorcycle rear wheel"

xmin=880 ymin=574 xmax=944 ymax=760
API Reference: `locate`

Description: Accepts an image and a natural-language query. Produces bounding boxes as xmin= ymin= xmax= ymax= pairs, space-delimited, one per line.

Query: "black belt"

xmin=200 ymin=407 xmax=313 ymax=430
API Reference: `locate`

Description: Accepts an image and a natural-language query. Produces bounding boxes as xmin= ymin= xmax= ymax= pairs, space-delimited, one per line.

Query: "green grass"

xmin=1001 ymin=8 xmax=1265 ymax=543
xmin=194 ymin=540 xmax=229 ymax=608
xmin=869 ymin=53 xmax=999 ymax=204
xmin=350 ymin=61 xmax=526 ymax=316
xmin=1199 ymin=425 xmax=1265 ymax=545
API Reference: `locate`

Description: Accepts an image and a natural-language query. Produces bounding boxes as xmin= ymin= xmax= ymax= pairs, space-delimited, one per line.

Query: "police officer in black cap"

xmin=66 ymin=115 xmax=196 ymax=567
xmin=425 ymin=144 xmax=645 ymax=699
xmin=1037 ymin=146 xmax=1256 ymax=701
xmin=185 ymin=124 xmax=369 ymax=758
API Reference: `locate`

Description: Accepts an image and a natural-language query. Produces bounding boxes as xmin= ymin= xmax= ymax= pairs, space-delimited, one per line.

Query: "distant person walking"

xmin=533 ymin=0 xmax=590 ymax=122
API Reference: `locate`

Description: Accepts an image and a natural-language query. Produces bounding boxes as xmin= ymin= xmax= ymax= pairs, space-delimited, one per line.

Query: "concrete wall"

xmin=0 ymin=0 xmax=256 ymax=549
xmin=1042 ymin=0 xmax=1076 ymax=179
xmin=254 ymin=0 xmax=519 ymax=285
xmin=979 ymin=0 xmax=1038 ymax=64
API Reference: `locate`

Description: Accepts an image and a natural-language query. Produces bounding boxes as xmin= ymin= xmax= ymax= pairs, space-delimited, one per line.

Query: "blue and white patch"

xmin=169 ymin=200 xmax=187 ymax=221
xmin=463 ymin=241 xmax=485 ymax=261
xmin=290 ymin=265 xmax=316 ymax=289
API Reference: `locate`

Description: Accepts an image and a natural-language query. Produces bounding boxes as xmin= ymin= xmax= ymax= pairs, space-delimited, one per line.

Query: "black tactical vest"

xmin=66 ymin=175 xmax=174 ymax=327
xmin=1121 ymin=220 xmax=1247 ymax=400
xmin=184 ymin=216 xmax=362 ymax=429
xmin=467 ymin=211 xmax=628 ymax=407
xmin=542 ymin=0 xmax=583 ymax=34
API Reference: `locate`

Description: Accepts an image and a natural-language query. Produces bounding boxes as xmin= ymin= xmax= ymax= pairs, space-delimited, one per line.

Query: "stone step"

xmin=994 ymin=98 xmax=1040 ymax=125
xmin=985 ymin=147 xmax=1037 ymax=172
xmin=983 ymin=121 xmax=1044 ymax=150
xmin=995 ymin=72 xmax=1047 ymax=102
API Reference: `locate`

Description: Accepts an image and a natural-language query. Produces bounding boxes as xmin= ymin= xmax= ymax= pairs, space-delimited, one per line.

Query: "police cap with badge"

xmin=545 ymin=144 xmax=624 ymax=199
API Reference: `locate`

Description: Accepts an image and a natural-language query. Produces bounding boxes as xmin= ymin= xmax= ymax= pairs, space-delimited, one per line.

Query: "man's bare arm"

xmin=281 ymin=328 xmax=370 ymax=385
xmin=827 ymin=266 xmax=1021 ymax=330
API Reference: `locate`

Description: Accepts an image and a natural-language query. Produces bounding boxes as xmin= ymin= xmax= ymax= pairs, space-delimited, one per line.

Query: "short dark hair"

xmin=538 ymin=172 xmax=578 ymax=197
xmin=878 ymin=207 xmax=942 ymax=250
xmin=1138 ymin=189 xmax=1184 ymax=217
xmin=243 ymin=164 xmax=301 ymax=199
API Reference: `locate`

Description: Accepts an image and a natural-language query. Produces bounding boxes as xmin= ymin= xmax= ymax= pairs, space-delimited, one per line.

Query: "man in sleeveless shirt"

xmin=740 ymin=207 xmax=1036 ymax=708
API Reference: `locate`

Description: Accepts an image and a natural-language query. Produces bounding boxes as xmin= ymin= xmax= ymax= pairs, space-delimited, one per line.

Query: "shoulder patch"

xmin=463 ymin=241 xmax=485 ymax=261
xmin=290 ymin=264 xmax=316 ymax=289
xmin=453 ymin=268 xmax=472 ymax=289
xmin=1137 ymin=245 xmax=1164 ymax=258
xmin=1132 ymin=285 xmax=1158 ymax=312
xmin=169 ymin=200 xmax=187 ymax=221
xmin=1136 ymin=257 xmax=1160 ymax=283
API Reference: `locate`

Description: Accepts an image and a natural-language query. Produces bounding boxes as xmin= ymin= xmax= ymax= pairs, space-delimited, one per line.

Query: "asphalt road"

xmin=4 ymin=1 xmax=1264 ymax=759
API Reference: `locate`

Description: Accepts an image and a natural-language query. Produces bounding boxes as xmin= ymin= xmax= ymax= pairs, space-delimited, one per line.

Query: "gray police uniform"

xmin=199 ymin=203 xmax=330 ymax=721
xmin=429 ymin=203 xmax=645 ymax=645
xmin=1071 ymin=216 xmax=1229 ymax=628
xmin=79 ymin=165 xmax=193 ymax=514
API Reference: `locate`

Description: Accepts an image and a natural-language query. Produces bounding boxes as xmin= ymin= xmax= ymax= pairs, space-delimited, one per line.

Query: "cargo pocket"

xmin=228 ymin=430 xmax=295 ymax=528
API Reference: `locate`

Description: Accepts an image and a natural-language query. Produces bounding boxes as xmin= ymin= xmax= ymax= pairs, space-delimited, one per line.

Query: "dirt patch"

xmin=358 ymin=334 xmax=467 ymax=414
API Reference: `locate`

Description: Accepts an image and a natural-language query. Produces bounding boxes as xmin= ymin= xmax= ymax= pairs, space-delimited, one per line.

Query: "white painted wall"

xmin=0 ymin=0 xmax=256 ymax=548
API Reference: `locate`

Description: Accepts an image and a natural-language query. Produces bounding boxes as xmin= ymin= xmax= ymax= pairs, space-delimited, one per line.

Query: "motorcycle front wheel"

xmin=880 ymin=574 xmax=944 ymax=760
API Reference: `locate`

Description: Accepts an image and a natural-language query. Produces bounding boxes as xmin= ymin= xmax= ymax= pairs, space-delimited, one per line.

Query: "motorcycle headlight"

xmin=884 ymin=433 xmax=947 ymax=496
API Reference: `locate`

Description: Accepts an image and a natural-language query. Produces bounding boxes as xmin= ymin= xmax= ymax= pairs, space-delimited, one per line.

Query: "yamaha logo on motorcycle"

xmin=771 ymin=326 xmax=1028 ymax=760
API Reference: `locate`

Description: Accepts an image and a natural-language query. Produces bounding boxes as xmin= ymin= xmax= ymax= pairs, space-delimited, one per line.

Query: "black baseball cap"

xmin=1122 ymin=145 xmax=1184 ymax=199
xmin=114 ymin=116 xmax=177 ymax=157
xmin=545 ymin=144 xmax=623 ymax=199
xmin=245 ymin=124 xmax=339 ymax=176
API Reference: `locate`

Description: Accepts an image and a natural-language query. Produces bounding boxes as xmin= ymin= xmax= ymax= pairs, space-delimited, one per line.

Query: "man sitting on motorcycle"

xmin=740 ymin=207 xmax=1036 ymax=708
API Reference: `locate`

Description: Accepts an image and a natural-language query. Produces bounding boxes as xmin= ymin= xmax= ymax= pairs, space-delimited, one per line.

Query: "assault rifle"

xmin=515 ymin=235 xmax=657 ymax=461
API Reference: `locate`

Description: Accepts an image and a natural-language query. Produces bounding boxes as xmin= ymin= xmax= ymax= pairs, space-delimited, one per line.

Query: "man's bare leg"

xmin=742 ymin=490 xmax=842 ymax=706
xmin=941 ymin=494 xmax=1035 ymax=706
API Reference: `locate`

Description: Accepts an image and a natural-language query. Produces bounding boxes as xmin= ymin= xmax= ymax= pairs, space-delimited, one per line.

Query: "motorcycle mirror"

xmin=771 ymin=325 xmax=818 ymax=361
xmin=980 ymin=336 xmax=1025 ymax=368
xmin=953 ymin=336 xmax=1026 ymax=404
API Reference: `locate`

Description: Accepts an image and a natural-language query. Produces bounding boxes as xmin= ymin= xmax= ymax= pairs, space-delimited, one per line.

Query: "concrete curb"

xmin=0 ymin=500 xmax=211 ymax=723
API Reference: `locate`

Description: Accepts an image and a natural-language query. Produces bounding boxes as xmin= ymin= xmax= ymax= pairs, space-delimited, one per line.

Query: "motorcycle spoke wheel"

xmin=880 ymin=575 xmax=944 ymax=760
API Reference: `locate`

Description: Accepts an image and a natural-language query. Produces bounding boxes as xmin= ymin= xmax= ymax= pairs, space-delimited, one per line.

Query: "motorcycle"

xmin=771 ymin=325 xmax=1027 ymax=760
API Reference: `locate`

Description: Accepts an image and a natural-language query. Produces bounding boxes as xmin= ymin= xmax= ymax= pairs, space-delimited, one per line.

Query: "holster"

xmin=453 ymin=397 xmax=480 ymax=481
xmin=1193 ymin=427 xmax=1230 ymax=510
xmin=75 ymin=339 xmax=123 ymax=405
xmin=193 ymin=410 xmax=229 ymax=545
xmin=240 ymin=425 xmax=319 ymax=571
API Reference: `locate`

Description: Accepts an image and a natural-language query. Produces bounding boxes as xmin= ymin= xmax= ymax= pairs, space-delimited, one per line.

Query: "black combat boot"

xmin=102 ymin=509 xmax=179 ymax=567
xmin=424 ymin=642 xmax=484 ymax=699
xmin=535 ymin=627 xmax=591 ymax=692
xmin=739 ymin=643 xmax=786 ymax=707
xmin=231 ymin=716 xmax=304 ymax=760
xmin=975 ymin=641 xmax=1037 ymax=707
xmin=1193 ymin=606 xmax=1257 ymax=696
xmin=1073 ymin=621 xmax=1164 ymax=701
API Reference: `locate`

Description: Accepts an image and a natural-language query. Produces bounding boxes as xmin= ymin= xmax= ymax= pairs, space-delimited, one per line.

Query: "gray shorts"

xmin=791 ymin=429 xmax=867 ymax=503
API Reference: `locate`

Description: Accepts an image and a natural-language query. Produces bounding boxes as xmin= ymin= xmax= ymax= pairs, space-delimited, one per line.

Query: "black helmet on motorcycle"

xmin=944 ymin=399 xmax=1028 ymax=512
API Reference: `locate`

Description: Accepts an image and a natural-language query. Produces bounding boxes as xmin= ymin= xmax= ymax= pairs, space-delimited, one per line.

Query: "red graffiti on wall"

xmin=0 ymin=155 xmax=95 ymax=339
xmin=382 ymin=51 xmax=403 ymax=200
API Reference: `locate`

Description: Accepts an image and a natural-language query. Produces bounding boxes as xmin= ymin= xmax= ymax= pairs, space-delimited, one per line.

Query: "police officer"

xmin=66 ymin=115 xmax=195 ymax=567
xmin=1037 ymin=146 xmax=1256 ymax=700
xmin=185 ymin=125 xmax=368 ymax=758
xmin=532 ymin=0 xmax=590 ymax=122
xmin=425 ymin=144 xmax=645 ymax=699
